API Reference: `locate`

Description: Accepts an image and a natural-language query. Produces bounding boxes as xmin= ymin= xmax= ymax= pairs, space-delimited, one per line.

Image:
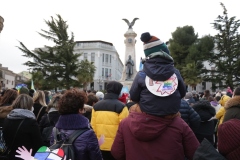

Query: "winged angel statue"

xmin=122 ymin=18 xmax=139 ymax=29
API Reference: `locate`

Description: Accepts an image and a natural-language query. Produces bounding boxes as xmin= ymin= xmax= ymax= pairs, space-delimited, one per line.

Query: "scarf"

xmin=48 ymin=107 xmax=58 ymax=113
xmin=7 ymin=108 xmax=36 ymax=120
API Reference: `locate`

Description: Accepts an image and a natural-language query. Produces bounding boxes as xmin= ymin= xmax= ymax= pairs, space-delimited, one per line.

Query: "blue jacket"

xmin=179 ymin=99 xmax=201 ymax=131
xmin=130 ymin=57 xmax=186 ymax=116
xmin=50 ymin=114 xmax=102 ymax=160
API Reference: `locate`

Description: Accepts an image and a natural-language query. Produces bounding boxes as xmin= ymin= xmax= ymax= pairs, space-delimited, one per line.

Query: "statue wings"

xmin=122 ymin=18 xmax=139 ymax=29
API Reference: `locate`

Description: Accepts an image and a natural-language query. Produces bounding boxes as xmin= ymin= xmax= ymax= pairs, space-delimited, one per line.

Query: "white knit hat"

xmin=96 ymin=91 xmax=104 ymax=100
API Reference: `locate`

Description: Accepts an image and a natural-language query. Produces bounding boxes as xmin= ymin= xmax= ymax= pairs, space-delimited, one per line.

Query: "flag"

xmin=31 ymin=79 xmax=36 ymax=91
xmin=139 ymin=57 xmax=143 ymax=71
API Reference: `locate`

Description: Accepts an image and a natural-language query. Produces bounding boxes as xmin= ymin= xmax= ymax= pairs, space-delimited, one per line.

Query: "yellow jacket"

xmin=215 ymin=107 xmax=225 ymax=125
xmin=91 ymin=94 xmax=129 ymax=151
xmin=216 ymin=95 xmax=231 ymax=125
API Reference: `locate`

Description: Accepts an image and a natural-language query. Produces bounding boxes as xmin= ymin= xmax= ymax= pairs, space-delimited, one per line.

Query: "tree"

xmin=210 ymin=3 xmax=240 ymax=89
xmin=169 ymin=26 xmax=214 ymax=88
xmin=169 ymin=26 xmax=198 ymax=73
xmin=77 ymin=59 xmax=96 ymax=90
xmin=17 ymin=15 xmax=95 ymax=90
xmin=181 ymin=62 xmax=203 ymax=89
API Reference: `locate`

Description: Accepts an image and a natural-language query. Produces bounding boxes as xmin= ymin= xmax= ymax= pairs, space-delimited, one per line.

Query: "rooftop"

xmin=75 ymin=40 xmax=113 ymax=46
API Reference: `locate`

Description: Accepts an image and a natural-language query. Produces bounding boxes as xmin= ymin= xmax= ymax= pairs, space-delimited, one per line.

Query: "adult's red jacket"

xmin=111 ymin=112 xmax=199 ymax=160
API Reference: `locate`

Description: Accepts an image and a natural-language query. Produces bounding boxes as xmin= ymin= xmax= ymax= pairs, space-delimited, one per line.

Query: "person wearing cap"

xmin=19 ymin=86 xmax=29 ymax=95
xmin=192 ymin=90 xmax=199 ymax=102
xmin=185 ymin=92 xmax=196 ymax=106
xmin=91 ymin=81 xmax=129 ymax=160
xmin=130 ymin=32 xmax=186 ymax=116
xmin=96 ymin=91 xmax=104 ymax=100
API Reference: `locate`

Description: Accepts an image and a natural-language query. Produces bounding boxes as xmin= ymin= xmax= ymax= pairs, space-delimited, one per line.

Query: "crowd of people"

xmin=0 ymin=32 xmax=239 ymax=160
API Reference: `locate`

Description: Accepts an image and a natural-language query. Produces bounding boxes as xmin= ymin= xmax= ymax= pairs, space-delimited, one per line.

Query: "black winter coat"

xmin=33 ymin=103 xmax=47 ymax=124
xmin=3 ymin=118 xmax=43 ymax=160
xmin=179 ymin=99 xmax=200 ymax=132
xmin=192 ymin=101 xmax=216 ymax=144
xmin=39 ymin=111 xmax=60 ymax=133
xmin=130 ymin=57 xmax=186 ymax=116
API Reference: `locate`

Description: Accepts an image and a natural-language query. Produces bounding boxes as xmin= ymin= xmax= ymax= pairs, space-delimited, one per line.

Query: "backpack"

xmin=49 ymin=127 xmax=89 ymax=160
xmin=41 ymin=114 xmax=54 ymax=146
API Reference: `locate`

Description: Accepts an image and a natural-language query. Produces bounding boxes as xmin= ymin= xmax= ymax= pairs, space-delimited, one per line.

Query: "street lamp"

xmin=0 ymin=16 xmax=4 ymax=33
xmin=97 ymin=78 xmax=104 ymax=91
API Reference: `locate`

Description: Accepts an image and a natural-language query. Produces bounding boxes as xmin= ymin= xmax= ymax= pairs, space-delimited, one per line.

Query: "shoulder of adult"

xmin=0 ymin=106 xmax=12 ymax=118
xmin=93 ymin=99 xmax=125 ymax=114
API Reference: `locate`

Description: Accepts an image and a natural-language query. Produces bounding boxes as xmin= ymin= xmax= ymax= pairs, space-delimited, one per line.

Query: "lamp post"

xmin=97 ymin=78 xmax=104 ymax=91
xmin=0 ymin=16 xmax=4 ymax=33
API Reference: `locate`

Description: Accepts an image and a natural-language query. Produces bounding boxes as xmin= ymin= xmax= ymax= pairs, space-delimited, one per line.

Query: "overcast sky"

xmin=0 ymin=0 xmax=239 ymax=74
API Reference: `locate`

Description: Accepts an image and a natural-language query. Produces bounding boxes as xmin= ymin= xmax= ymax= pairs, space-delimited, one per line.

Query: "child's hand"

xmin=98 ymin=134 xmax=105 ymax=146
xmin=15 ymin=146 xmax=34 ymax=160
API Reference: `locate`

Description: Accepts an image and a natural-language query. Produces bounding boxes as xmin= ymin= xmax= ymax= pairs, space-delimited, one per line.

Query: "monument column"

xmin=121 ymin=29 xmax=138 ymax=81
xmin=120 ymin=18 xmax=139 ymax=90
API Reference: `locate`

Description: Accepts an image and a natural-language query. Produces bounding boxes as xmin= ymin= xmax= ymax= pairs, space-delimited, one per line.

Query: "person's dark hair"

xmin=92 ymin=90 xmax=97 ymax=95
xmin=61 ymin=89 xmax=67 ymax=95
xmin=207 ymin=96 xmax=214 ymax=102
xmin=87 ymin=93 xmax=98 ymax=106
xmin=234 ymin=87 xmax=240 ymax=96
xmin=204 ymin=90 xmax=211 ymax=98
xmin=58 ymin=88 xmax=87 ymax=115
xmin=0 ymin=89 xmax=18 ymax=106
xmin=47 ymin=94 xmax=62 ymax=112
xmin=12 ymin=94 xmax=33 ymax=110
xmin=215 ymin=96 xmax=221 ymax=101
xmin=29 ymin=89 xmax=35 ymax=97
xmin=87 ymin=90 xmax=91 ymax=94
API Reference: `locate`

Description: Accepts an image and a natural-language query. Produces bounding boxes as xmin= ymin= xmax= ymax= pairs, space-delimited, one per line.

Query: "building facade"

xmin=0 ymin=64 xmax=16 ymax=90
xmin=0 ymin=64 xmax=30 ymax=91
xmin=74 ymin=41 xmax=124 ymax=91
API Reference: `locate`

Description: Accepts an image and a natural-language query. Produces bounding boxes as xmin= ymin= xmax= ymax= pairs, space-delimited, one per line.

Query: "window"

xmin=105 ymin=68 xmax=108 ymax=77
xmin=109 ymin=69 xmax=111 ymax=77
xmin=102 ymin=68 xmax=104 ymax=77
xmin=84 ymin=53 xmax=88 ymax=60
xmin=105 ymin=54 xmax=108 ymax=63
xmin=102 ymin=53 xmax=104 ymax=62
xmin=91 ymin=52 xmax=95 ymax=62
xmin=110 ymin=55 xmax=111 ymax=63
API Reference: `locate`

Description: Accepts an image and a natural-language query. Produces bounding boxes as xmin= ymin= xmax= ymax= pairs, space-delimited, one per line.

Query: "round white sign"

xmin=145 ymin=73 xmax=178 ymax=97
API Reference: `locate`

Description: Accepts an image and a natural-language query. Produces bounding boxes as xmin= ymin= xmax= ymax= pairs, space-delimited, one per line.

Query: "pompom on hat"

xmin=140 ymin=32 xmax=170 ymax=57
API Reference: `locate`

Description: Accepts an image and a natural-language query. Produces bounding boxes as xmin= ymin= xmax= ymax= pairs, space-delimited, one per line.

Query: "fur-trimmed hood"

xmin=224 ymin=96 xmax=240 ymax=109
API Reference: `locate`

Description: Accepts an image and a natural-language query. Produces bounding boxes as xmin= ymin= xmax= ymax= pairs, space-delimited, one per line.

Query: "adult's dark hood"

xmin=192 ymin=100 xmax=216 ymax=122
xmin=143 ymin=57 xmax=175 ymax=81
xmin=106 ymin=81 xmax=123 ymax=95
xmin=128 ymin=112 xmax=173 ymax=141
